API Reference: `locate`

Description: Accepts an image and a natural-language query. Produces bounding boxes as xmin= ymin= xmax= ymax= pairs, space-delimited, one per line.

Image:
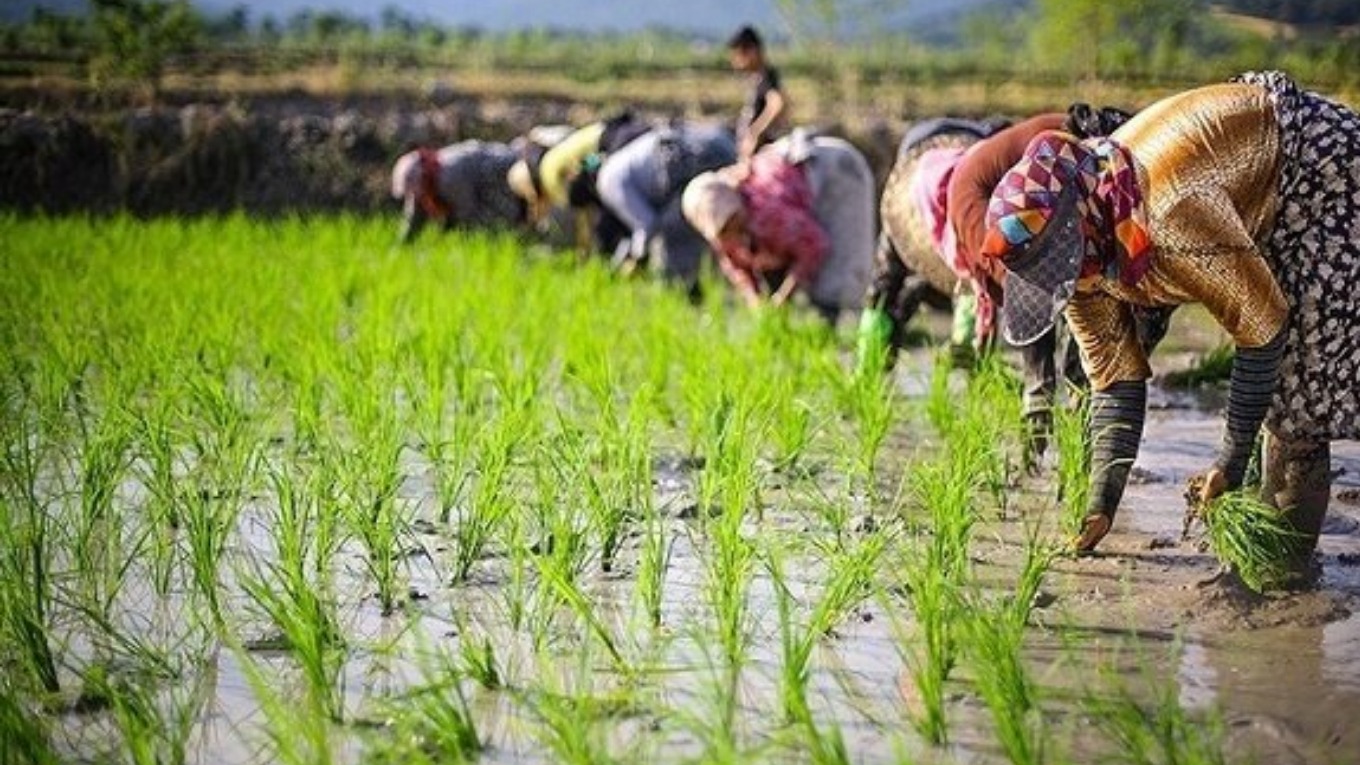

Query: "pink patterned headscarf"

xmin=908 ymin=146 xmax=999 ymax=342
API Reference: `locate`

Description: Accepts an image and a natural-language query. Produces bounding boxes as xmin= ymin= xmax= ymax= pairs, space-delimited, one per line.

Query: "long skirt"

xmin=1238 ymin=71 xmax=1360 ymax=442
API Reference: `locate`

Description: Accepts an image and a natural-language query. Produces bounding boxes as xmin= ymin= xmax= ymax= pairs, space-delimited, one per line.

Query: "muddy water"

xmin=53 ymin=347 xmax=1360 ymax=765
xmin=870 ymin=353 xmax=1360 ymax=764
xmin=1059 ymin=399 xmax=1360 ymax=765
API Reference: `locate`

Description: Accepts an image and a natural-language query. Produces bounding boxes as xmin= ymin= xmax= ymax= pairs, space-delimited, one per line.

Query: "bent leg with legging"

xmin=1018 ymin=326 xmax=1063 ymax=466
xmin=862 ymin=232 xmax=938 ymax=365
xmin=1260 ymin=430 xmax=1331 ymax=577
xmin=594 ymin=208 xmax=630 ymax=258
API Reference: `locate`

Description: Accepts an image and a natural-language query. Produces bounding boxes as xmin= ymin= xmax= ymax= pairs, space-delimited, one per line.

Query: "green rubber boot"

xmin=855 ymin=308 xmax=894 ymax=379
xmin=948 ymin=293 xmax=978 ymax=370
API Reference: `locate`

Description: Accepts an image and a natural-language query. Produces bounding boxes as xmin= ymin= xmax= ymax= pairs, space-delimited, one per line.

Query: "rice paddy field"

xmin=3 ymin=214 xmax=1360 ymax=765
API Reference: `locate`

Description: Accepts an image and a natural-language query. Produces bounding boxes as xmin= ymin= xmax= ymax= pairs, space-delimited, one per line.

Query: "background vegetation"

xmin=2 ymin=0 xmax=1357 ymax=104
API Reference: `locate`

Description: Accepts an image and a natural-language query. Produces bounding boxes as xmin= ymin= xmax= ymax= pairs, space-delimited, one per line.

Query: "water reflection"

xmin=1182 ymin=613 xmax=1360 ymax=763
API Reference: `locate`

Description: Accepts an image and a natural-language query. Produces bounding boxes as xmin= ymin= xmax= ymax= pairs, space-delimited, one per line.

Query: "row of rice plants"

xmin=0 ymin=214 xmax=1239 ymax=764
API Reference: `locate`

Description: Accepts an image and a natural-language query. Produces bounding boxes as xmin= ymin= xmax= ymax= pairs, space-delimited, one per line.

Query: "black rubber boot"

xmin=1022 ymin=409 xmax=1053 ymax=475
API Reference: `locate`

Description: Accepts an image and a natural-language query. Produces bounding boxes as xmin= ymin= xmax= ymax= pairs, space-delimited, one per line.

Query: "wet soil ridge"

xmin=0 ymin=101 xmax=502 ymax=215
xmin=0 ymin=96 xmax=901 ymax=216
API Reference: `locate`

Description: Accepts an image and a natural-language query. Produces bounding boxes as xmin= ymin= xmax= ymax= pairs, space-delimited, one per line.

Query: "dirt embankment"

xmin=0 ymin=89 xmax=904 ymax=217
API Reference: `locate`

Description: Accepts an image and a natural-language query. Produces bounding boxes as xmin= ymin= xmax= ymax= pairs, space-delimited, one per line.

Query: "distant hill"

xmin=1215 ymin=0 xmax=1359 ymax=27
xmin=5 ymin=0 xmax=1007 ymax=39
xmin=8 ymin=0 xmax=1357 ymax=38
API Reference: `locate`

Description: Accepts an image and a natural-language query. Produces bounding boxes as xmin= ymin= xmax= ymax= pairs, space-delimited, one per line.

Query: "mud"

xmin=1033 ymin=396 xmax=1360 ymax=764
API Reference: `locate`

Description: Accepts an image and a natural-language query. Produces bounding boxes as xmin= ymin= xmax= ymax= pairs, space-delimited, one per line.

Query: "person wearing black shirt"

xmin=727 ymin=25 xmax=789 ymax=161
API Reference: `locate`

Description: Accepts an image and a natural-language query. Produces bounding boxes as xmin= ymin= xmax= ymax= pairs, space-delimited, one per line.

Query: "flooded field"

xmin=2 ymin=216 xmax=1357 ymax=765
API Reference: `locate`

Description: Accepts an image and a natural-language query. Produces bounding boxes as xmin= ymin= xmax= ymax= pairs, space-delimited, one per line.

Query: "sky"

xmin=7 ymin=0 xmax=1005 ymax=37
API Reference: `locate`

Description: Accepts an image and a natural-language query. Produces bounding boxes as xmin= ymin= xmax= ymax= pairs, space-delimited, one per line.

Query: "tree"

xmin=379 ymin=6 xmax=418 ymax=37
xmin=25 ymin=8 xmax=91 ymax=56
xmin=88 ymin=0 xmax=201 ymax=95
xmin=1027 ymin=0 xmax=1203 ymax=79
xmin=203 ymin=5 xmax=250 ymax=44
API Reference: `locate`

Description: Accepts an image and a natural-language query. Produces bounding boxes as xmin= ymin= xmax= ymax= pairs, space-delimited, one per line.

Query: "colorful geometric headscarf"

xmin=981 ymin=131 xmax=1151 ymax=285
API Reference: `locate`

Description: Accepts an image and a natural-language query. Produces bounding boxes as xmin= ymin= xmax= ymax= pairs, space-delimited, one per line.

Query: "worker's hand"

xmin=1072 ymin=512 xmax=1112 ymax=553
xmin=616 ymin=257 xmax=641 ymax=278
xmin=741 ymin=288 xmax=765 ymax=311
xmin=770 ymin=275 xmax=798 ymax=307
xmin=724 ymin=159 xmax=753 ymax=184
xmin=1182 ymin=466 xmax=1230 ymax=541
xmin=1189 ymin=466 xmax=1230 ymax=506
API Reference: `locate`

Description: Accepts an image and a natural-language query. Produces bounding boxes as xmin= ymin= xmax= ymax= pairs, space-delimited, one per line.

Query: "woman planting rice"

xmin=859 ymin=116 xmax=1009 ymax=363
xmin=680 ymin=131 xmax=875 ymax=323
xmin=508 ymin=112 xmax=652 ymax=256
xmin=390 ymin=140 xmax=525 ymax=243
xmin=595 ymin=122 xmax=736 ymax=298
xmin=979 ymin=71 xmax=1360 ymax=572
xmin=861 ymin=107 xmax=1168 ymax=464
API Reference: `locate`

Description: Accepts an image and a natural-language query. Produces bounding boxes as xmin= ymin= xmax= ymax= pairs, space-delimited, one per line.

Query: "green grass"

xmin=1053 ymin=385 xmax=1092 ymax=537
xmin=0 ymin=214 xmax=1258 ymax=764
xmin=1082 ymin=642 xmax=1230 ymax=765
xmin=961 ymin=527 xmax=1058 ymax=765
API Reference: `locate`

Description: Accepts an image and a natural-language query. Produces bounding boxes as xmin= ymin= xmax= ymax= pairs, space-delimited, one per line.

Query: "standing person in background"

xmin=682 ymin=131 xmax=875 ymax=323
xmin=728 ymin=25 xmax=788 ymax=161
xmin=595 ymin=122 xmax=736 ymax=300
xmin=390 ymin=140 xmax=525 ymax=243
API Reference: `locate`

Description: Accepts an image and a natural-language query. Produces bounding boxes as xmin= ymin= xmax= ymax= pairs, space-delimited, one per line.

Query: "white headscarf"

xmin=391 ymin=151 xmax=422 ymax=199
xmin=682 ymin=171 xmax=744 ymax=243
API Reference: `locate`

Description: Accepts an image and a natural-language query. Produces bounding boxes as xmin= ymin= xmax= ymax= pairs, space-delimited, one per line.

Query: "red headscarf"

xmin=416 ymin=148 xmax=451 ymax=220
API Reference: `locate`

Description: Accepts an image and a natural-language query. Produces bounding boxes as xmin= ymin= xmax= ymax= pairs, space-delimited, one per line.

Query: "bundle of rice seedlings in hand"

xmin=1184 ymin=481 xmax=1303 ymax=593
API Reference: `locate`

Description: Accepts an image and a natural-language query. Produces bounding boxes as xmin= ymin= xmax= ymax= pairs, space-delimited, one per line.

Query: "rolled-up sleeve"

xmin=1147 ymin=244 xmax=1290 ymax=488
xmin=1065 ymin=290 xmax=1151 ymax=391
xmin=1154 ymin=248 xmax=1288 ymax=350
